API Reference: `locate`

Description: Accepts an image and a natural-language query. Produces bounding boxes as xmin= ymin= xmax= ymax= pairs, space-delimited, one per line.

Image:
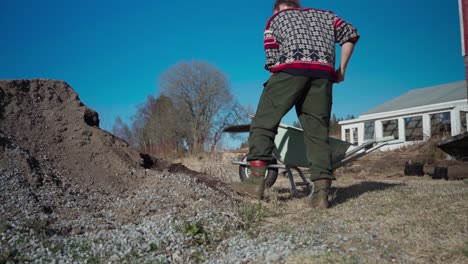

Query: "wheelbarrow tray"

xmin=224 ymin=123 xmax=398 ymax=170
xmin=274 ymin=123 xmax=351 ymax=168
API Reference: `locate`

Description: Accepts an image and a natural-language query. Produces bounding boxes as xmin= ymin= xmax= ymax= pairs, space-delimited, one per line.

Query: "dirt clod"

xmin=83 ymin=109 xmax=100 ymax=127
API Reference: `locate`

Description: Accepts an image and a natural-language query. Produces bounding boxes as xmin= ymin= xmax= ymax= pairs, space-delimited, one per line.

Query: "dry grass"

xmin=264 ymin=177 xmax=468 ymax=263
xmin=176 ymin=145 xmax=468 ymax=263
xmin=175 ymin=151 xmax=241 ymax=184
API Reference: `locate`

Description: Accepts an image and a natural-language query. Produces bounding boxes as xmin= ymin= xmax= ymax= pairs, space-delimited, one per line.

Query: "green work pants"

xmin=247 ymin=72 xmax=334 ymax=181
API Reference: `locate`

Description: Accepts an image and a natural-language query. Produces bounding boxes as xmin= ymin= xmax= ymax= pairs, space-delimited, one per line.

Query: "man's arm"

xmin=333 ymin=14 xmax=359 ymax=83
xmin=336 ymin=42 xmax=355 ymax=83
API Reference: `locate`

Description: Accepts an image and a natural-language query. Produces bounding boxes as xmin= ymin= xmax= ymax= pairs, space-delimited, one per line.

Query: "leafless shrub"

xmin=199 ymin=151 xmax=234 ymax=184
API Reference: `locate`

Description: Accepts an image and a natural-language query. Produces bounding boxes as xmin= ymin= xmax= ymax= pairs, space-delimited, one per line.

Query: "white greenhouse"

xmin=339 ymin=81 xmax=468 ymax=150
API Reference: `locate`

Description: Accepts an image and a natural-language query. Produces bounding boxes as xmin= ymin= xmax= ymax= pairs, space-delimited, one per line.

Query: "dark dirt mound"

xmin=0 ymin=79 xmax=224 ymax=196
xmin=339 ymin=140 xmax=468 ymax=180
xmin=0 ymin=79 xmax=147 ymax=192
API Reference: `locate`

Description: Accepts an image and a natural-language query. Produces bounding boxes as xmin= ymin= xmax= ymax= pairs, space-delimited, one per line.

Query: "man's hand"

xmin=336 ymin=42 xmax=355 ymax=84
xmin=335 ymin=67 xmax=345 ymax=83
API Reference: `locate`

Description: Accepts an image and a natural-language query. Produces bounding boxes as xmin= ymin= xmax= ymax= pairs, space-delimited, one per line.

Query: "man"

xmin=232 ymin=0 xmax=359 ymax=208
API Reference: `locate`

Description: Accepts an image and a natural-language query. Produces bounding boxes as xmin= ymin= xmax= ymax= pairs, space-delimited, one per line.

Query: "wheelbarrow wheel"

xmin=238 ymin=154 xmax=278 ymax=188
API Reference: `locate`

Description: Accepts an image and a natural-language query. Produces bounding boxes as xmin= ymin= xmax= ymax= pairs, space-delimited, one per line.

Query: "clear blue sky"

xmin=0 ymin=0 xmax=464 ymax=131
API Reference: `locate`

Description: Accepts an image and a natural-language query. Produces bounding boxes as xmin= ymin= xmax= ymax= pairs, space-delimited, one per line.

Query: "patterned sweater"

xmin=264 ymin=8 xmax=359 ymax=81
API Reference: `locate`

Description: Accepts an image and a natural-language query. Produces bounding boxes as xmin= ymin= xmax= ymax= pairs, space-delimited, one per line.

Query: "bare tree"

xmin=210 ymin=100 xmax=249 ymax=151
xmin=140 ymin=95 xmax=184 ymax=157
xmin=160 ymin=60 xmax=238 ymax=153
xmin=112 ymin=95 xmax=186 ymax=158
xmin=112 ymin=117 xmax=138 ymax=146
xmin=112 ymin=60 xmax=248 ymax=156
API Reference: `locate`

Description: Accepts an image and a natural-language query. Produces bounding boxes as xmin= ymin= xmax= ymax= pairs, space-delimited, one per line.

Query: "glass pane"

xmin=382 ymin=119 xmax=399 ymax=139
xmin=404 ymin=116 xmax=423 ymax=141
xmin=461 ymin=112 xmax=467 ymax=133
xmin=352 ymin=127 xmax=358 ymax=146
xmin=364 ymin=121 xmax=375 ymax=140
xmin=345 ymin=129 xmax=350 ymax=143
xmin=430 ymin=112 xmax=451 ymax=137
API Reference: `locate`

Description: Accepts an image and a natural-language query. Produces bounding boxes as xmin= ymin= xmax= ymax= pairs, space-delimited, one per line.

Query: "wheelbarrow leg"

xmin=292 ymin=167 xmax=311 ymax=194
xmin=285 ymin=166 xmax=297 ymax=197
xmin=285 ymin=166 xmax=311 ymax=197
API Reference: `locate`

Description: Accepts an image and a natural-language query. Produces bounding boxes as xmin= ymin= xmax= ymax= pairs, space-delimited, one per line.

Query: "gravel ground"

xmin=3 ymin=168 xmax=467 ymax=263
xmin=1 ymin=135 xmax=468 ymax=263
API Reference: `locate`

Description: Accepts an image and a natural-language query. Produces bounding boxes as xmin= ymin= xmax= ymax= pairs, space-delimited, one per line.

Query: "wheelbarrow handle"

xmin=375 ymin=136 xmax=395 ymax=143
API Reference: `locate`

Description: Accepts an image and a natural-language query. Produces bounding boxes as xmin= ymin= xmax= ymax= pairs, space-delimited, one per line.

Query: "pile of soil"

xmin=0 ymin=80 xmax=241 ymax=263
xmin=339 ymin=140 xmax=468 ymax=180
xmin=0 ymin=79 xmax=153 ymax=193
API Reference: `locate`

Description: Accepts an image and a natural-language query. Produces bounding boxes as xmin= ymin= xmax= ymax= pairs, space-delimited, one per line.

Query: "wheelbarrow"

xmin=224 ymin=123 xmax=401 ymax=196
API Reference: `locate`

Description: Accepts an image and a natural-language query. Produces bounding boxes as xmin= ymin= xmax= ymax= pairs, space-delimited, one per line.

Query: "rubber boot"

xmin=307 ymin=179 xmax=331 ymax=209
xmin=231 ymin=160 xmax=266 ymax=199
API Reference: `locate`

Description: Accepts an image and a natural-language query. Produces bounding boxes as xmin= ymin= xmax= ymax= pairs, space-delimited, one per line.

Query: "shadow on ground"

xmin=269 ymin=180 xmax=403 ymax=203
xmin=271 ymin=186 xmax=312 ymax=200
xmin=331 ymin=181 xmax=403 ymax=207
